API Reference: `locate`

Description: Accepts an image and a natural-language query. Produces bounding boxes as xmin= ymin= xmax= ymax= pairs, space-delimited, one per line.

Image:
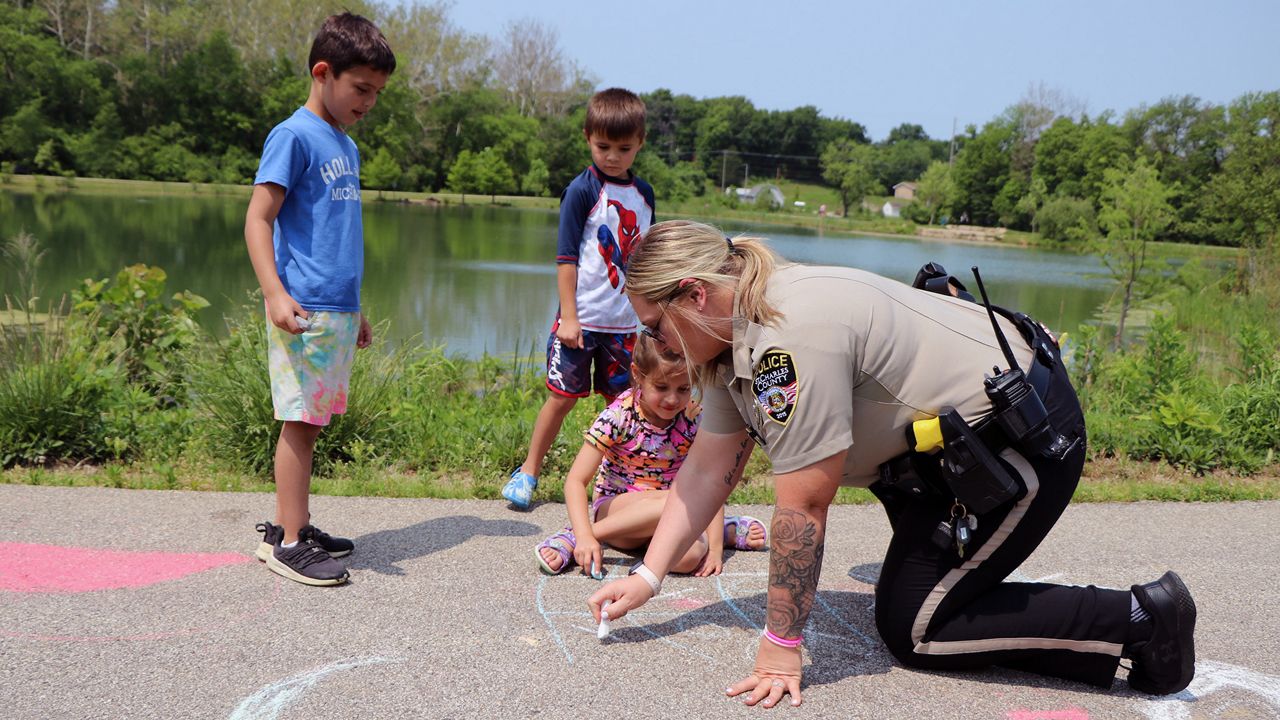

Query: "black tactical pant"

xmin=870 ymin=347 xmax=1129 ymax=688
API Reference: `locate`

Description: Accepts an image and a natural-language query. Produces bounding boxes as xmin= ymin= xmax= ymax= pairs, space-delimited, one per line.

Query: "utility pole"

xmin=720 ymin=151 xmax=727 ymax=193
xmin=948 ymin=117 xmax=957 ymax=166
xmin=743 ymin=163 xmax=749 ymax=187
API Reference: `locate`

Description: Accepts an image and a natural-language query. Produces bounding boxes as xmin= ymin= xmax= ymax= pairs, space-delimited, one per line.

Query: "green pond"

xmin=0 ymin=190 xmax=1111 ymax=357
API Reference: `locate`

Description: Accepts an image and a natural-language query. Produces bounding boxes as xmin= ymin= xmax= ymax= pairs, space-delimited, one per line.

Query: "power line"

xmin=713 ymin=149 xmax=821 ymax=162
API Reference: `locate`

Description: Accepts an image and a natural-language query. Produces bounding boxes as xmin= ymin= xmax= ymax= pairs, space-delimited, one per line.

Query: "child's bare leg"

xmin=573 ymin=492 xmax=710 ymax=574
xmin=671 ymin=533 xmax=709 ymax=574
xmin=591 ymin=490 xmax=672 ymax=548
xmin=274 ymin=420 xmax=324 ymax=544
xmin=535 ymin=490 xmax=657 ymax=572
xmin=520 ymin=393 xmax=578 ymax=477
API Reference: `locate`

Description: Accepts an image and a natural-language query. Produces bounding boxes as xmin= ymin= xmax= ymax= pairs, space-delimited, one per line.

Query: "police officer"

xmin=588 ymin=220 xmax=1196 ymax=708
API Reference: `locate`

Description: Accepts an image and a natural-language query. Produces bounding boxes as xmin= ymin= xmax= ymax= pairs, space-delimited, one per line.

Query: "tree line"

xmin=2 ymin=0 xmax=1277 ymax=248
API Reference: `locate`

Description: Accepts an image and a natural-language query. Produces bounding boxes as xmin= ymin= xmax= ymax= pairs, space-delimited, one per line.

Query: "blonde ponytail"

xmin=626 ymin=220 xmax=785 ymax=385
xmin=627 ymin=220 xmax=783 ymax=326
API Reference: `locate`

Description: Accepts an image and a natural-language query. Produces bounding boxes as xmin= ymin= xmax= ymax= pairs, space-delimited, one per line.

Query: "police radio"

xmin=970 ymin=267 xmax=1059 ymax=458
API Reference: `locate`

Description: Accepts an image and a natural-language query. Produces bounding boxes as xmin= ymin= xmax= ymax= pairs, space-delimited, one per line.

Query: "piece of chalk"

xmin=590 ymin=561 xmax=604 ymax=580
xmin=597 ymin=600 xmax=611 ymax=640
xmin=294 ymin=315 xmax=311 ymax=330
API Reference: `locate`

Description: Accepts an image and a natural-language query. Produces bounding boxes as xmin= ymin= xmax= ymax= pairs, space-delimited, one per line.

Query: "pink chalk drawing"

xmin=0 ymin=542 xmax=252 ymax=593
xmin=1008 ymin=709 xmax=1090 ymax=720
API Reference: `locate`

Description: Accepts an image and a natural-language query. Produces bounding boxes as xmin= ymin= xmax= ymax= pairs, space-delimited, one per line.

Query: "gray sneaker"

xmin=265 ymin=535 xmax=349 ymax=586
xmin=300 ymin=524 xmax=354 ymax=558
xmin=255 ymin=521 xmax=354 ymax=560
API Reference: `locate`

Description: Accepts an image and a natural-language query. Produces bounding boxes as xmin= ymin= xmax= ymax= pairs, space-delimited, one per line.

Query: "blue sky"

xmin=446 ymin=0 xmax=1279 ymax=142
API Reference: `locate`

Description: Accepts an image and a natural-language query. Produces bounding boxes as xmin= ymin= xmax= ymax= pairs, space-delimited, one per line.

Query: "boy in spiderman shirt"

xmin=502 ymin=88 xmax=656 ymax=510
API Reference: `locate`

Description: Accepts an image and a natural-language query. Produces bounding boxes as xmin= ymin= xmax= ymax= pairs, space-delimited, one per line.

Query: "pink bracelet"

xmin=763 ymin=629 xmax=803 ymax=648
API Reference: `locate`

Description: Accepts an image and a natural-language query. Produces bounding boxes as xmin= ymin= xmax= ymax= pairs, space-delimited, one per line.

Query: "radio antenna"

xmin=971 ymin=266 xmax=1021 ymax=373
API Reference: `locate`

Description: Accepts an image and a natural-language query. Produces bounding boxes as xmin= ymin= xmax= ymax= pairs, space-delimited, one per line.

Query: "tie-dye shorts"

xmin=266 ymin=311 xmax=359 ymax=426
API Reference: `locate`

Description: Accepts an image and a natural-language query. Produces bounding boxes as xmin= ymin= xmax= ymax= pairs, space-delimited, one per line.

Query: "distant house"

xmin=729 ymin=184 xmax=786 ymax=209
xmin=893 ymin=182 xmax=917 ymax=200
xmin=882 ymin=198 xmax=911 ymax=218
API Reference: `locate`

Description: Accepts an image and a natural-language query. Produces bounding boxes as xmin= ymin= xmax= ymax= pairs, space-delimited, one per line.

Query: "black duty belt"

xmin=875 ymin=330 xmax=1058 ymax=500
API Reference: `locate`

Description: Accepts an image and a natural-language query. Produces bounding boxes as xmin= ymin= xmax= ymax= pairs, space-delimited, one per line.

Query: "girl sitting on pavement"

xmin=535 ymin=334 xmax=767 ymax=577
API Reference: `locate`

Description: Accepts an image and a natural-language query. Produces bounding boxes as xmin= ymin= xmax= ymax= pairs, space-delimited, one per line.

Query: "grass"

xmin=6 ymin=453 xmax=1276 ymax=504
xmin=2 ymin=173 xmax=252 ymax=199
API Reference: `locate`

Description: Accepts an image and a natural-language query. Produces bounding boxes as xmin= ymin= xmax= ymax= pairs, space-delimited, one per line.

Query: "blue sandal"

xmin=502 ymin=468 xmax=538 ymax=510
xmin=535 ymin=527 xmax=576 ymax=575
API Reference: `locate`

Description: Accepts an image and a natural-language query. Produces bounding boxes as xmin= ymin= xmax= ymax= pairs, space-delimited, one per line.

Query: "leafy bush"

xmin=672 ymin=161 xmax=707 ymax=198
xmin=1232 ymin=322 xmax=1277 ymax=382
xmin=215 ymin=145 xmax=260 ymax=185
xmin=1222 ymin=367 xmax=1280 ymax=459
xmin=1135 ymin=386 xmax=1224 ymax=474
xmin=1214 ymin=322 xmax=1280 ymax=466
xmin=71 ymin=264 xmax=209 ymax=401
xmin=187 ymin=302 xmax=409 ymax=476
xmin=1077 ymin=306 xmax=1280 ymax=474
xmin=1136 ymin=314 xmax=1197 ymax=396
xmin=900 ymin=200 xmax=930 ymax=224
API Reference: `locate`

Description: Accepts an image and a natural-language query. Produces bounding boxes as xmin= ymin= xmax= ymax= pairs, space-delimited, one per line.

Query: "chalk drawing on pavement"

xmin=0 ymin=542 xmax=252 ymax=593
xmin=1006 ymin=709 xmax=1091 ymax=720
xmin=0 ymin=543 xmax=280 ymax=642
xmin=228 ymin=656 xmax=400 ymax=720
xmin=536 ymin=567 xmax=878 ymax=667
xmin=1133 ymin=660 xmax=1280 ymax=720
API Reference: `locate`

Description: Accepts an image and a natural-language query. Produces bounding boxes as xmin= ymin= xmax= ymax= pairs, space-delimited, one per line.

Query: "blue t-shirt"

xmin=254 ymin=107 xmax=364 ymax=312
xmin=555 ymin=165 xmax=656 ymax=332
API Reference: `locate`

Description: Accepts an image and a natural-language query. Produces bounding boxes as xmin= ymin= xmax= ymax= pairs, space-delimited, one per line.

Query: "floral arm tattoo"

xmin=766 ymin=508 xmax=826 ymax=638
xmin=722 ymin=437 xmax=750 ymax=486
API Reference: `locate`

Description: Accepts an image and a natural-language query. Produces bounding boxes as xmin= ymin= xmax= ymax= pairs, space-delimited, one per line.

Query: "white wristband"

xmin=630 ymin=563 xmax=662 ymax=596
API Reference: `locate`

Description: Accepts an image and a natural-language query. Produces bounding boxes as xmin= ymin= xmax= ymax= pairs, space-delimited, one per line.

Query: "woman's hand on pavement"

xmin=725 ymin=636 xmax=804 ymax=708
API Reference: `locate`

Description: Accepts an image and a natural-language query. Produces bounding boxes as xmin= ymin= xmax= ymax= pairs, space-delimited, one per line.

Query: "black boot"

xmin=1125 ymin=571 xmax=1196 ymax=695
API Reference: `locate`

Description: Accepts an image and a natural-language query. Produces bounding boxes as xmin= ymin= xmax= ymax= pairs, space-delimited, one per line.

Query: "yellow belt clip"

xmin=911 ymin=416 xmax=945 ymax=453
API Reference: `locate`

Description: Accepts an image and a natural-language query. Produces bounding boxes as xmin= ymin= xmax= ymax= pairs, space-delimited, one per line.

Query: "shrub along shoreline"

xmin=3 ymin=237 xmax=1279 ymax=504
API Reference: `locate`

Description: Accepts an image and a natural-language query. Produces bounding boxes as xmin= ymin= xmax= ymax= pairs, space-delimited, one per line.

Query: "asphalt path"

xmin=1 ymin=484 xmax=1278 ymax=719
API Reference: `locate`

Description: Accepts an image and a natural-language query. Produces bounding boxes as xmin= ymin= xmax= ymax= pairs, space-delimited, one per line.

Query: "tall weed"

xmin=2 ymin=230 xmax=47 ymax=306
xmin=0 ymin=305 xmax=138 ymax=466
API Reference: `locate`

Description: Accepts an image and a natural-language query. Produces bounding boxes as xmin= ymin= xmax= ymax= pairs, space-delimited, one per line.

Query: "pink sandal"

xmin=724 ymin=515 xmax=768 ymax=551
xmin=534 ymin=527 xmax=576 ymax=575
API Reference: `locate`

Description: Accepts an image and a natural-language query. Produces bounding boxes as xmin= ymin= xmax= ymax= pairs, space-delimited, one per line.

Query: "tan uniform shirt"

xmin=701 ymin=264 xmax=1036 ymax=486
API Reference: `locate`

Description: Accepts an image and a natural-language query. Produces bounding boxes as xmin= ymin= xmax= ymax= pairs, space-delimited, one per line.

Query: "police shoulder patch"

xmin=752 ymin=349 xmax=798 ymax=426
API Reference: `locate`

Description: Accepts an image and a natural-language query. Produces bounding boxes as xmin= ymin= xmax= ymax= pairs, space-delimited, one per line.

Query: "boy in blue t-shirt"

xmin=244 ymin=12 xmax=395 ymax=585
xmin=502 ymin=88 xmax=656 ymax=510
